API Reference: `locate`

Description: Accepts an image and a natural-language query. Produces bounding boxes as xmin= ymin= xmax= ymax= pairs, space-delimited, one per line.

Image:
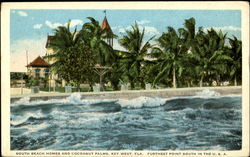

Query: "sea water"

xmin=10 ymin=90 xmax=242 ymax=150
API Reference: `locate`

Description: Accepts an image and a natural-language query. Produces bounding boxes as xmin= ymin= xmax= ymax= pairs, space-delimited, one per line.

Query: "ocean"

xmin=10 ymin=90 xmax=242 ymax=150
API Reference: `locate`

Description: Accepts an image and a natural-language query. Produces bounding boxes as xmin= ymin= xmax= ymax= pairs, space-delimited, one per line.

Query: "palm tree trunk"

xmin=113 ymin=84 xmax=119 ymax=91
xmin=173 ymin=67 xmax=176 ymax=88
xmin=130 ymin=81 xmax=135 ymax=89
xmin=128 ymin=75 xmax=135 ymax=89
xmin=140 ymin=78 xmax=145 ymax=89
xmin=78 ymin=86 xmax=80 ymax=92
xmin=89 ymin=83 xmax=93 ymax=92
xmin=200 ymin=75 xmax=204 ymax=87
xmin=100 ymin=74 xmax=104 ymax=91
xmin=234 ymin=76 xmax=237 ymax=86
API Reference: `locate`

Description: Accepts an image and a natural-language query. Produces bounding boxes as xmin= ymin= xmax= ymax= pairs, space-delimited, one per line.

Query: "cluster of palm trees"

xmin=47 ymin=17 xmax=242 ymax=90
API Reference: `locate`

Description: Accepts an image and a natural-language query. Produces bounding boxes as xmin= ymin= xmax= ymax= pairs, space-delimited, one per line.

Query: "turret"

xmin=101 ymin=16 xmax=113 ymax=47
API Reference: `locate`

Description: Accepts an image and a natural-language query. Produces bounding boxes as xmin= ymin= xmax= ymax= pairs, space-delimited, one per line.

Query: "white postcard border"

xmin=1 ymin=2 xmax=249 ymax=157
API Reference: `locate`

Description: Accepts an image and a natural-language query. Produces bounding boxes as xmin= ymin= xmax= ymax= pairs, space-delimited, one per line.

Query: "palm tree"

xmin=47 ymin=20 xmax=95 ymax=90
xmin=190 ymin=28 xmax=232 ymax=86
xmin=106 ymin=54 xmax=124 ymax=90
xmin=81 ymin=17 xmax=118 ymax=91
xmin=227 ymin=36 xmax=242 ymax=86
xmin=178 ymin=17 xmax=198 ymax=87
xmin=118 ymin=23 xmax=154 ymax=89
xmin=47 ymin=20 xmax=80 ymax=83
xmin=179 ymin=17 xmax=196 ymax=51
xmin=82 ymin=17 xmax=116 ymax=66
xmin=152 ymin=27 xmax=188 ymax=88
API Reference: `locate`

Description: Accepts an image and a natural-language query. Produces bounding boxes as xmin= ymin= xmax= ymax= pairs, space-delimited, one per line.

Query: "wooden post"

xmin=93 ymin=65 xmax=111 ymax=92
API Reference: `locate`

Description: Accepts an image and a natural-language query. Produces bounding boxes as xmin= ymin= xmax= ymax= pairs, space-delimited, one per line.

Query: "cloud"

xmin=45 ymin=19 xmax=84 ymax=29
xmin=143 ymin=26 xmax=160 ymax=36
xmin=118 ymin=27 xmax=127 ymax=33
xmin=17 ymin=11 xmax=28 ymax=17
xmin=111 ymin=26 xmax=122 ymax=31
xmin=45 ymin=20 xmax=64 ymax=29
xmin=70 ymin=19 xmax=84 ymax=28
xmin=112 ymin=39 xmax=126 ymax=51
xmin=119 ymin=25 xmax=160 ymax=36
xmin=10 ymin=38 xmax=47 ymax=72
xmin=136 ymin=20 xmax=150 ymax=25
xmin=205 ymin=26 xmax=241 ymax=32
xmin=33 ymin=24 xmax=43 ymax=29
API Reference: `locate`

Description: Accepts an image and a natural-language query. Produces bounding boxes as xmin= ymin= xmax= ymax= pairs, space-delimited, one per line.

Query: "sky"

xmin=10 ymin=9 xmax=241 ymax=72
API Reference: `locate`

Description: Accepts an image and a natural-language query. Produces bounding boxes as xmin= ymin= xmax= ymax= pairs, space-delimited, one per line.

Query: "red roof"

xmin=27 ymin=56 xmax=50 ymax=67
xmin=101 ymin=16 xmax=112 ymax=33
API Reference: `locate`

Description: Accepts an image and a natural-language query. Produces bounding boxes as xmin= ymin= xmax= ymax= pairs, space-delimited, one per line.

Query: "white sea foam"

xmin=11 ymin=115 xmax=29 ymax=126
xmin=118 ymin=96 xmax=166 ymax=109
xmin=13 ymin=97 xmax=30 ymax=105
xmin=64 ymin=94 xmax=166 ymax=109
xmin=163 ymin=89 xmax=223 ymax=101
xmin=61 ymin=92 xmax=117 ymax=105
xmin=195 ymin=89 xmax=221 ymax=97
xmin=64 ymin=92 xmax=82 ymax=104
xmin=13 ymin=92 xmax=117 ymax=106
xmin=13 ymin=94 xmax=167 ymax=109
xmin=11 ymin=110 xmax=45 ymax=126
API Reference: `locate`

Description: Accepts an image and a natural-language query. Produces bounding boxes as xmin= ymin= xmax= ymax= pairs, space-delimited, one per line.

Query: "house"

xmin=26 ymin=56 xmax=50 ymax=79
xmin=26 ymin=55 xmax=63 ymax=87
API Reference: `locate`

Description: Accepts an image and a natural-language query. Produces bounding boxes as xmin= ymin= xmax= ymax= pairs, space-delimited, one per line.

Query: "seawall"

xmin=10 ymin=86 xmax=242 ymax=104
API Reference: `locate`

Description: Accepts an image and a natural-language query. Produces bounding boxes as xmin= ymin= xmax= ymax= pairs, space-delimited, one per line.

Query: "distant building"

xmin=26 ymin=55 xmax=63 ymax=87
xmin=45 ymin=35 xmax=56 ymax=64
xmin=26 ymin=56 xmax=50 ymax=79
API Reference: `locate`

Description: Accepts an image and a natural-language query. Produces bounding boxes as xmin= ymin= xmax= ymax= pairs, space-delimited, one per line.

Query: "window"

xmin=45 ymin=68 xmax=50 ymax=78
xmin=35 ymin=69 xmax=40 ymax=78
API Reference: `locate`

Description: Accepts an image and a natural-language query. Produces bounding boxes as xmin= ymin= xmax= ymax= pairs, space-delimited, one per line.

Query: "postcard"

xmin=1 ymin=2 xmax=249 ymax=157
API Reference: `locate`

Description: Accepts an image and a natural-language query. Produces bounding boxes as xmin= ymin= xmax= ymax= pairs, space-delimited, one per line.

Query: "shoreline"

xmin=10 ymin=86 xmax=242 ymax=103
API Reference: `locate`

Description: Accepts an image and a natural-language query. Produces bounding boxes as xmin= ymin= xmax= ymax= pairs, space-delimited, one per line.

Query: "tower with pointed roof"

xmin=101 ymin=15 xmax=113 ymax=47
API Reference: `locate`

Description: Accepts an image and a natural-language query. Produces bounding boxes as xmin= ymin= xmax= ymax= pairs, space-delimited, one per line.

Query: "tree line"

xmin=47 ymin=17 xmax=242 ymax=91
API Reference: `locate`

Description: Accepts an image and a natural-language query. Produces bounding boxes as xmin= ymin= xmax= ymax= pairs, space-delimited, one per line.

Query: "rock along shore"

xmin=10 ymin=86 xmax=242 ymax=104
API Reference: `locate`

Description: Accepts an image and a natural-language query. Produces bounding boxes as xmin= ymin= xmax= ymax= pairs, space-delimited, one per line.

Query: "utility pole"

xmin=26 ymin=50 xmax=29 ymax=71
xmin=49 ymin=73 xmax=51 ymax=92
xmin=24 ymin=50 xmax=28 ymax=94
